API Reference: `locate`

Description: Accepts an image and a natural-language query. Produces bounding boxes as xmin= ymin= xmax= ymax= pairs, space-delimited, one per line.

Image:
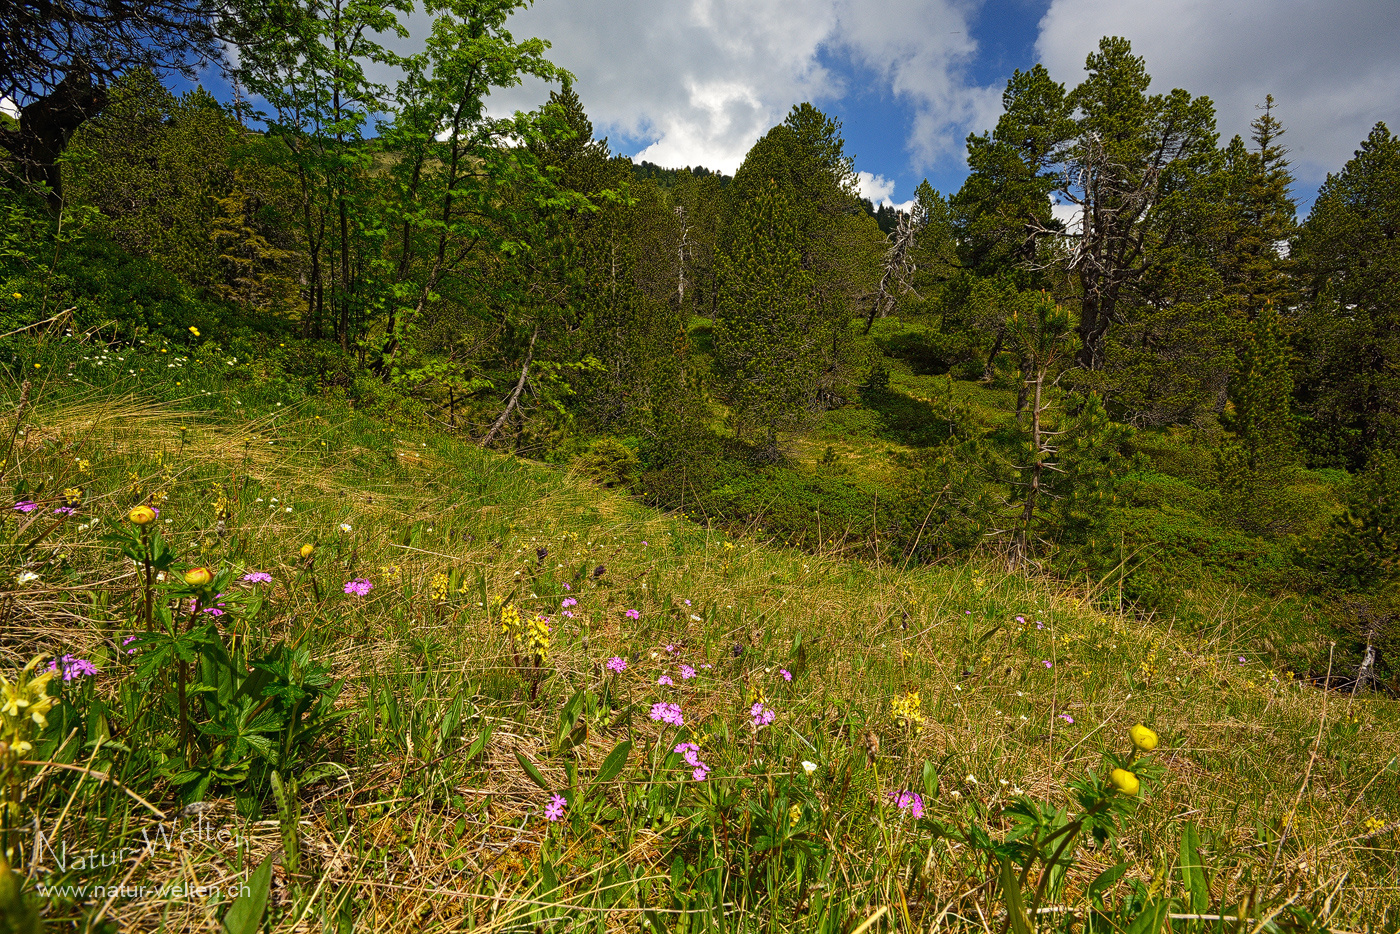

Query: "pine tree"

xmin=714 ymin=178 xmax=817 ymax=461
xmin=1231 ymin=299 xmax=1296 ymax=472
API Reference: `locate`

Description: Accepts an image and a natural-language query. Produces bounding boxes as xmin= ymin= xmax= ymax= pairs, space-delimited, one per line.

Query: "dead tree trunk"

xmin=863 ymin=208 xmax=923 ymax=335
xmin=481 ymin=326 xmax=538 ymax=447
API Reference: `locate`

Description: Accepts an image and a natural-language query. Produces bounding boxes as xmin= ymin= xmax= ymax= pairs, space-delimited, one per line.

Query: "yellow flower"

xmin=129 ymin=505 xmax=157 ymax=526
xmin=1129 ymin=723 xmax=1158 ymax=752
xmin=430 ymin=573 xmax=450 ymax=603
xmin=188 ymin=326 xmax=200 ymax=337
xmin=300 ymin=543 xmax=315 ymax=559
xmin=1109 ymin=768 xmax=1140 ymax=796
xmin=788 ymin=803 xmax=802 ymax=828
xmin=525 ymin=614 xmax=551 ymax=662
xmin=183 ymin=566 xmax=213 ymax=587
xmin=62 ymin=487 xmax=83 ymax=506
xmin=500 ymin=602 xmax=522 ymax=637
xmin=891 ymin=690 xmax=925 ymax=729
xmin=10 ymin=292 xmax=20 ymax=299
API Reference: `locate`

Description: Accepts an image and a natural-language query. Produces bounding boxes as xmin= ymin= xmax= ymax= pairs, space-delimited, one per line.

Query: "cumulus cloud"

xmin=1033 ymin=0 xmax=1400 ymax=199
xmin=856 ymin=171 xmax=915 ymax=212
xmin=464 ymin=0 xmax=1001 ymax=179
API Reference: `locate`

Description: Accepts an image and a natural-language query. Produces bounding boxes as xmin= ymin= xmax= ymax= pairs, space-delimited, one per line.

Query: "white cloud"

xmin=467 ymin=0 xmax=1000 ymax=176
xmin=856 ymin=170 xmax=915 ymax=212
xmin=1034 ymin=0 xmax=1400 ymax=199
xmin=0 ymin=97 xmax=18 ymax=120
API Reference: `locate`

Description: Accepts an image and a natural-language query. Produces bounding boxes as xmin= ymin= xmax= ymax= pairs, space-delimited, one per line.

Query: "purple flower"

xmin=47 ymin=654 xmax=98 ymax=681
xmin=561 ymin=597 xmax=577 ymax=608
xmin=701 ymin=663 xmax=712 ymax=670
xmin=657 ymin=675 xmax=674 ymax=686
xmin=1238 ymin=656 xmax=1247 ymax=664
xmin=779 ymin=669 xmax=792 ymax=682
xmin=889 ymin=790 xmax=925 ymax=819
xmin=663 ymin=643 xmax=676 ymax=653
xmin=641 ymin=541 xmax=648 ymax=546
xmin=544 ymin=793 xmax=566 ymax=822
xmin=1015 ymin=616 xmax=1026 ymax=624
xmin=1042 ymin=660 xmax=1053 ymax=669
xmin=122 ymin=635 xmax=139 ymax=655
xmin=52 ymin=506 xmax=75 ymax=516
xmin=242 ymin=571 xmax=272 ymax=584
xmin=562 ymin=582 xmax=571 ymax=591
xmin=649 ymin=702 xmax=684 ymax=726
xmin=1058 ymin=713 xmax=1074 ymax=724
xmin=607 ymin=656 xmax=627 ymax=673
xmin=683 ymin=599 xmax=691 ymax=606
xmin=674 ymin=742 xmax=710 ymax=779
xmin=625 ymin=608 xmax=640 ymax=620
xmin=750 ymin=702 xmax=775 ymax=729
xmin=12 ymin=501 xmax=37 ymax=513
xmin=692 ymin=765 xmax=710 ymax=781
xmin=680 ymin=665 xmax=696 ymax=680
xmin=1036 ymin=621 xmax=1045 ymax=630
xmin=343 ymin=578 xmax=373 ymax=596
xmin=563 ymin=610 xmax=575 ymax=619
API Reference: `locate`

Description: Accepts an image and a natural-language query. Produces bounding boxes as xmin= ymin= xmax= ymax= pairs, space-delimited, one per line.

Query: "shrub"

xmin=575 ymin=437 xmax=640 ymax=489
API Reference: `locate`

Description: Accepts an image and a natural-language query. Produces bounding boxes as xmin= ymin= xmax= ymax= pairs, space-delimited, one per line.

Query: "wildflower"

xmin=500 ymin=602 xmax=522 ymax=637
xmin=62 ymin=487 xmax=83 ymax=507
xmin=1036 ymin=621 xmax=1044 ymax=629
xmin=188 ymin=326 xmax=200 ymax=337
xmin=343 ymin=578 xmax=373 ymax=596
xmin=300 ymin=543 xmax=315 ymax=559
xmin=430 ymin=573 xmax=450 ymax=603
xmin=625 ymin=608 xmax=640 ymax=620
xmin=607 ymin=657 xmax=627 ymax=673
xmin=122 ymin=636 xmax=138 ymax=655
xmin=693 ymin=764 xmax=710 ymax=781
xmin=649 ymin=702 xmax=683 ymax=726
xmin=129 ymin=505 xmax=157 ymax=526
xmin=184 ymin=566 xmax=214 ymax=587
xmin=12 ymin=501 xmax=37 ymax=513
xmin=680 ymin=664 xmax=696 ymax=680
xmin=890 ymin=690 xmax=924 ymax=729
xmin=16 ymin=571 xmax=38 ymax=584
xmin=889 ymin=790 xmax=925 ymax=819
xmin=663 ymin=644 xmax=676 ymax=653
xmin=657 ymin=675 xmax=674 ymax=686
xmin=242 ymin=571 xmax=272 ymax=584
xmin=1238 ymin=656 xmax=1247 ymax=664
xmin=1042 ymin=660 xmax=1053 ymax=668
xmin=779 ymin=668 xmax=792 ymax=682
xmin=965 ymin=774 xmax=978 ymax=785
xmin=1015 ymin=616 xmax=1025 ymax=624
xmin=562 ymin=582 xmax=571 ymax=591
xmin=202 ymin=596 xmax=227 ymax=616
xmin=561 ymin=597 xmax=577 ymax=608
xmin=1109 ymin=768 xmax=1140 ymax=796
xmin=788 ymin=803 xmax=802 ymax=828
xmin=1129 ymin=723 xmax=1159 ymax=752
xmin=802 ymin=761 xmax=817 ymax=775
xmin=750 ymin=702 xmax=775 ymax=729
xmin=1058 ymin=713 xmax=1074 ymax=724
xmin=10 ymin=292 xmax=19 ymax=299
xmin=544 ymin=793 xmax=566 ymax=822
xmin=525 ymin=615 xmax=551 ymax=662
xmin=339 ymin=522 xmax=352 ymax=533
xmin=46 ymin=655 xmax=98 ymax=681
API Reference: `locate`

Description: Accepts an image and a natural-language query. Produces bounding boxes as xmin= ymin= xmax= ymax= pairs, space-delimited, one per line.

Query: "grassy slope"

xmin=2 ymin=334 xmax=1399 ymax=931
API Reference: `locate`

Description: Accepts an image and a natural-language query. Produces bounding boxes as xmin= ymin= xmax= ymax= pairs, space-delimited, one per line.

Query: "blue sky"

xmin=176 ymin=0 xmax=1398 ymax=215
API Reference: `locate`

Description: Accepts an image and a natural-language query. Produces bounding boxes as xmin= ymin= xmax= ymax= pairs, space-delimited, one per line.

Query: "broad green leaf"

xmin=1180 ymin=821 xmax=1209 ymax=914
xmin=516 ymin=750 xmax=550 ymax=790
xmin=223 ymin=852 xmax=274 ymax=934
xmin=999 ymin=858 xmax=1033 ymax=934
xmin=594 ymin=739 xmax=631 ymax=786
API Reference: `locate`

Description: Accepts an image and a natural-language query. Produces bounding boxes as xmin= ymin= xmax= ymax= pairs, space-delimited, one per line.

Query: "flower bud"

xmin=1130 ymin=723 xmax=1158 ymax=752
xmin=300 ymin=543 xmax=315 ymax=559
xmin=1109 ymin=768 xmax=1140 ymax=796
xmin=129 ymin=505 xmax=157 ymax=526
xmin=183 ymin=566 xmax=213 ymax=587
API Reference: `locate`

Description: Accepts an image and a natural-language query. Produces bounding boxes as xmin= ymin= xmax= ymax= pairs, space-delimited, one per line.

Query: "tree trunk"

xmin=481 ymin=327 xmax=539 ymax=447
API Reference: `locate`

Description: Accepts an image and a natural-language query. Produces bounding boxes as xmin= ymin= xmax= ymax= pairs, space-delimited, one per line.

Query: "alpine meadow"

xmin=3 ymin=1 xmax=1400 ymax=932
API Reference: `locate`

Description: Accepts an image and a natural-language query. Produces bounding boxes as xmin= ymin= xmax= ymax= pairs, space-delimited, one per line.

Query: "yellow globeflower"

xmin=129 ymin=505 xmax=157 ymax=526
xmin=1130 ymin=723 xmax=1158 ymax=752
xmin=183 ymin=566 xmax=213 ymax=587
xmin=11 ymin=292 xmax=20 ymax=299
xmin=188 ymin=326 xmax=200 ymax=337
xmin=300 ymin=543 xmax=315 ymax=559
xmin=1110 ymin=768 xmax=1140 ymax=796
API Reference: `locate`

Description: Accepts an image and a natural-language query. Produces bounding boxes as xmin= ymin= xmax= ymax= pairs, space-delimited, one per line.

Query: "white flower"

xmin=339 ymin=522 xmax=352 ymax=532
xmin=965 ymin=774 xmax=978 ymax=785
xmin=16 ymin=571 xmax=39 ymax=584
xmin=802 ymin=761 xmax=817 ymax=775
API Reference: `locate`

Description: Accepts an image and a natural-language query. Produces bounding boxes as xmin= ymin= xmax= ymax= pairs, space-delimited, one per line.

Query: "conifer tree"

xmin=714 ymin=178 xmax=817 ymax=461
xmin=1230 ymin=299 xmax=1296 ymax=472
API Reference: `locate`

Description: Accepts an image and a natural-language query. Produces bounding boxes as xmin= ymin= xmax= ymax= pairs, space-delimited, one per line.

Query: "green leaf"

xmin=1124 ymin=898 xmax=1170 ymax=934
xmin=999 ymin=858 xmax=1033 ymax=934
xmin=1087 ymin=861 xmax=1128 ymax=901
xmin=516 ymin=750 xmax=550 ymax=790
xmin=1179 ymin=821 xmax=1209 ymax=914
xmin=223 ymin=852 xmax=273 ymax=934
xmin=464 ymin=719 xmax=494 ymax=764
xmin=594 ymin=739 xmax=631 ymax=786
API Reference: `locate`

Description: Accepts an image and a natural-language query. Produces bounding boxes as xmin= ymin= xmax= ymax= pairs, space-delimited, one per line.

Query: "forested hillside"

xmin=1 ymin=0 xmax=1398 ymax=929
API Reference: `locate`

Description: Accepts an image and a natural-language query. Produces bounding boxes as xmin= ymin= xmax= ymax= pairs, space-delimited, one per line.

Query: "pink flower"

xmin=561 ymin=597 xmax=577 ymax=608
xmin=750 ymin=702 xmax=775 ymax=729
xmin=1015 ymin=616 xmax=1025 ymax=624
xmin=344 ymin=578 xmax=373 ymax=596
xmin=242 ymin=571 xmax=272 ymax=584
xmin=1042 ymin=660 xmax=1052 ymax=668
xmin=889 ymin=790 xmax=924 ymax=819
xmin=693 ymin=765 xmax=710 ymax=781
xmin=12 ymin=501 xmax=36 ymax=513
xmin=674 ymin=742 xmax=709 ymax=780
xmin=779 ymin=669 xmax=792 ymax=682
xmin=680 ymin=665 xmax=696 ymax=680
xmin=1058 ymin=713 xmax=1074 ymax=724
xmin=625 ymin=609 xmax=640 ymax=620
xmin=544 ymin=793 xmax=566 ymax=822
xmin=606 ymin=656 xmax=627 ymax=673
xmin=562 ymin=582 xmax=571 ymax=591
xmin=649 ymin=702 xmax=683 ymax=726
xmin=657 ymin=675 xmax=674 ymax=686
xmin=122 ymin=635 xmax=138 ymax=655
